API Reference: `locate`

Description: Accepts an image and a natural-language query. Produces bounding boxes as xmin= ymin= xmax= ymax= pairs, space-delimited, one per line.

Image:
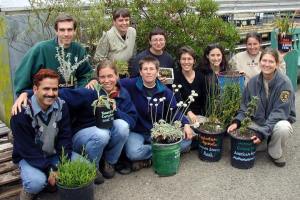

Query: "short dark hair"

xmin=54 ymin=13 xmax=77 ymax=31
xmin=260 ymin=47 xmax=279 ymax=64
xmin=200 ymin=43 xmax=228 ymax=74
xmin=113 ymin=8 xmax=131 ymax=21
xmin=96 ymin=59 xmax=119 ymax=77
xmin=139 ymin=56 xmax=160 ymax=71
xmin=178 ymin=46 xmax=196 ymax=60
xmin=33 ymin=69 xmax=60 ymax=87
xmin=245 ymin=32 xmax=262 ymax=44
xmin=148 ymin=27 xmax=166 ymax=41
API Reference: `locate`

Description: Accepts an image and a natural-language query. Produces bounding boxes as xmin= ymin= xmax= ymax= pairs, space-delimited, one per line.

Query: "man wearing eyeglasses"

xmin=130 ymin=27 xmax=175 ymax=83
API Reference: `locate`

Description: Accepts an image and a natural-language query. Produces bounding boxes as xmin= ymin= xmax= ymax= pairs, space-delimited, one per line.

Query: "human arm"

xmin=94 ymin=32 xmax=109 ymax=63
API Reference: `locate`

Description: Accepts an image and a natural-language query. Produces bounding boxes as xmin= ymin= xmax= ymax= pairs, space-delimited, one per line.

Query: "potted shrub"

xmin=56 ymin=45 xmax=90 ymax=87
xmin=274 ymin=12 xmax=295 ymax=52
xmin=228 ymin=96 xmax=259 ymax=169
xmin=57 ymin=152 xmax=97 ymax=200
xmin=217 ymin=70 xmax=245 ymax=93
xmin=115 ymin=60 xmax=129 ymax=78
xmin=91 ymin=82 xmax=115 ymax=129
xmin=193 ymin=80 xmax=241 ymax=162
xmin=150 ymin=84 xmax=196 ymax=176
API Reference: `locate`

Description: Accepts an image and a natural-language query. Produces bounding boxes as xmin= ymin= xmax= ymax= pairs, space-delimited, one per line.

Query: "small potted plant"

xmin=193 ymin=81 xmax=241 ymax=162
xmin=91 ymin=82 xmax=115 ymax=129
xmin=56 ymin=45 xmax=90 ymax=87
xmin=228 ymin=96 xmax=259 ymax=169
xmin=56 ymin=151 xmax=97 ymax=200
xmin=274 ymin=12 xmax=295 ymax=52
xmin=115 ymin=60 xmax=129 ymax=78
xmin=150 ymin=84 xmax=196 ymax=176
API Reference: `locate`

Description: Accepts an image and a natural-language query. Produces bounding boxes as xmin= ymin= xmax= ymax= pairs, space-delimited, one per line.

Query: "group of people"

xmin=10 ymin=8 xmax=296 ymax=200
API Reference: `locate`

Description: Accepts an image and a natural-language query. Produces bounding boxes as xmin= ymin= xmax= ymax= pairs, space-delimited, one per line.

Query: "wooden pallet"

xmin=0 ymin=121 xmax=21 ymax=200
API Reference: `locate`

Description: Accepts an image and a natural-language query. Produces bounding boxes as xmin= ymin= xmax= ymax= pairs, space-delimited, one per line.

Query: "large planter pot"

xmin=194 ymin=128 xmax=225 ymax=162
xmin=57 ymin=181 xmax=94 ymax=200
xmin=95 ymin=106 xmax=114 ymax=129
xmin=277 ymin=34 xmax=293 ymax=52
xmin=229 ymin=130 xmax=256 ymax=169
xmin=152 ymin=139 xmax=181 ymax=176
xmin=218 ymin=71 xmax=245 ymax=92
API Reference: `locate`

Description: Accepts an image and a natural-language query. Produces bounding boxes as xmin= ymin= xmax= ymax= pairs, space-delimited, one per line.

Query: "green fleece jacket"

xmin=14 ymin=38 xmax=93 ymax=95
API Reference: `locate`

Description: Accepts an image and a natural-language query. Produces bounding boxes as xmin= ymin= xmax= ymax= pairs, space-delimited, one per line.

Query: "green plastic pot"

xmin=151 ymin=139 xmax=181 ymax=176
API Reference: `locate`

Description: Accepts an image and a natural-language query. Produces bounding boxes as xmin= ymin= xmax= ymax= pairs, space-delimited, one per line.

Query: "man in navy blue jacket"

xmin=10 ymin=69 xmax=73 ymax=200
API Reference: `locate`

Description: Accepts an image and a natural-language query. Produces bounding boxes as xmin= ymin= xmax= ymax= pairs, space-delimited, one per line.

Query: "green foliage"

xmin=115 ymin=60 xmax=129 ymax=76
xmin=218 ymin=83 xmax=241 ymax=127
xmin=151 ymin=120 xmax=183 ymax=144
xmin=274 ymin=12 xmax=296 ymax=35
xmin=126 ymin=0 xmax=239 ymax=57
xmin=91 ymin=82 xmax=114 ymax=113
xmin=240 ymin=96 xmax=259 ymax=134
xmin=57 ymin=150 xmax=96 ymax=188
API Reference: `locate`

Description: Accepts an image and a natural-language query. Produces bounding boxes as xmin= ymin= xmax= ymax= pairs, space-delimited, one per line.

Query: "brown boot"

xmin=101 ymin=160 xmax=115 ymax=179
xmin=19 ymin=188 xmax=35 ymax=200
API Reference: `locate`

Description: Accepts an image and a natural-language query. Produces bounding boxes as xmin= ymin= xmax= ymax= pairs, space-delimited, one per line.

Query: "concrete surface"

xmin=15 ymin=88 xmax=300 ymax=200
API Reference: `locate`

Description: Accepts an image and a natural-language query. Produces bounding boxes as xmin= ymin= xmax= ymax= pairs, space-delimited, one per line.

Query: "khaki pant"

xmin=257 ymin=120 xmax=293 ymax=159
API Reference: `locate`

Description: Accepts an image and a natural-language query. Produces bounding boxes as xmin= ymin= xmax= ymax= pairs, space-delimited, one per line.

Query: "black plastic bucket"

xmin=230 ymin=135 xmax=256 ymax=169
xmin=95 ymin=106 xmax=114 ymax=129
xmin=57 ymin=181 xmax=94 ymax=200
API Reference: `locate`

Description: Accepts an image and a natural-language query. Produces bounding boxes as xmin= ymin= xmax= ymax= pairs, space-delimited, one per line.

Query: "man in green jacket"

xmin=14 ymin=13 xmax=94 ymax=96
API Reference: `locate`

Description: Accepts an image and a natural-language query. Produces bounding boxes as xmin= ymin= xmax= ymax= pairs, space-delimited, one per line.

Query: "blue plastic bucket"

xmin=218 ymin=72 xmax=245 ymax=92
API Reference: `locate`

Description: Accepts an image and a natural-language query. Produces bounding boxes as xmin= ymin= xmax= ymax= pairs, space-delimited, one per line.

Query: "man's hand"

xmin=11 ymin=92 xmax=28 ymax=116
xmin=227 ymin=123 xmax=238 ymax=133
xmin=183 ymin=124 xmax=193 ymax=140
xmin=48 ymin=171 xmax=58 ymax=186
xmin=85 ymin=79 xmax=98 ymax=90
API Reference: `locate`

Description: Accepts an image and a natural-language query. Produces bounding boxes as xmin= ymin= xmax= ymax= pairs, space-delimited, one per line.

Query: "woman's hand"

xmin=183 ymin=124 xmax=193 ymax=140
xmin=187 ymin=111 xmax=198 ymax=124
xmin=227 ymin=123 xmax=238 ymax=133
xmin=85 ymin=79 xmax=98 ymax=90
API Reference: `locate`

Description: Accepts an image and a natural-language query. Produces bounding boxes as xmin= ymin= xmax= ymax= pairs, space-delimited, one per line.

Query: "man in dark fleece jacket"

xmin=10 ymin=69 xmax=74 ymax=200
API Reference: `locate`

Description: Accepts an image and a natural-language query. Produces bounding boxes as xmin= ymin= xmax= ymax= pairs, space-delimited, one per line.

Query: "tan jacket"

xmin=94 ymin=26 xmax=136 ymax=62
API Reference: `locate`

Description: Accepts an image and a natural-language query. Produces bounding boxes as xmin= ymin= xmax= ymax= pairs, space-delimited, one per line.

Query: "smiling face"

xmin=113 ymin=16 xmax=130 ymax=36
xmin=180 ymin=53 xmax=195 ymax=72
xmin=139 ymin=62 xmax=158 ymax=87
xmin=260 ymin=53 xmax=278 ymax=80
xmin=55 ymin=21 xmax=76 ymax=48
xmin=246 ymin=37 xmax=261 ymax=57
xmin=98 ymin=67 xmax=118 ymax=94
xmin=207 ymin=48 xmax=222 ymax=69
xmin=33 ymin=78 xmax=59 ymax=111
xmin=149 ymin=34 xmax=166 ymax=54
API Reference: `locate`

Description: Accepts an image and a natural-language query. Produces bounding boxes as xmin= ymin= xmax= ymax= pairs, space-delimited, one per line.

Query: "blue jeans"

xmin=73 ymin=119 xmax=129 ymax=168
xmin=19 ymin=152 xmax=80 ymax=194
xmin=125 ymin=132 xmax=192 ymax=161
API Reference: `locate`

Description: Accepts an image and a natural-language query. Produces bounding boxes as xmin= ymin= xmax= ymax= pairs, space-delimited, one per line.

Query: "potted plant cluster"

xmin=193 ymin=79 xmax=241 ymax=162
xmin=228 ymin=96 xmax=259 ymax=169
xmin=57 ymin=151 xmax=97 ymax=200
xmin=274 ymin=12 xmax=295 ymax=52
xmin=91 ymin=82 xmax=115 ymax=129
xmin=56 ymin=45 xmax=90 ymax=87
xmin=150 ymin=84 xmax=197 ymax=176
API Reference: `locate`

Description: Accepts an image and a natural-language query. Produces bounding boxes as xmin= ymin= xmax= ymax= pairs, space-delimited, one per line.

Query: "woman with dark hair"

xmin=228 ymin=47 xmax=295 ymax=167
xmin=174 ymin=46 xmax=208 ymax=123
xmin=230 ymin=32 xmax=286 ymax=84
xmin=199 ymin=43 xmax=229 ymax=75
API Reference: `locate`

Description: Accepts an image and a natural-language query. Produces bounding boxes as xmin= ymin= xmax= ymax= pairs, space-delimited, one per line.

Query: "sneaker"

xmin=269 ymin=155 xmax=286 ymax=167
xmin=101 ymin=160 xmax=115 ymax=179
xmin=94 ymin=170 xmax=105 ymax=185
xmin=131 ymin=159 xmax=152 ymax=171
xmin=19 ymin=188 xmax=35 ymax=200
